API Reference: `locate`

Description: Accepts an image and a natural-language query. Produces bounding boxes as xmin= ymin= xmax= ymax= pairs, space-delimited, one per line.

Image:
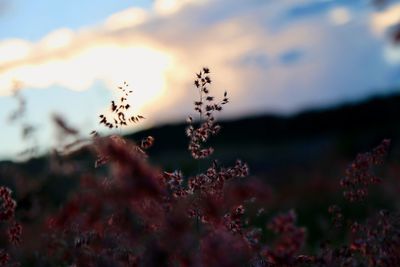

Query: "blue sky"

xmin=0 ymin=0 xmax=153 ymax=159
xmin=0 ymin=0 xmax=152 ymax=40
xmin=1 ymin=0 xmax=400 ymax=160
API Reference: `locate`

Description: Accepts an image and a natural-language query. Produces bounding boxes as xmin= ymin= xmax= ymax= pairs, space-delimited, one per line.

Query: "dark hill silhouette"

xmin=128 ymin=93 xmax=400 ymax=166
xmin=2 ymin=92 xmax=400 ymax=186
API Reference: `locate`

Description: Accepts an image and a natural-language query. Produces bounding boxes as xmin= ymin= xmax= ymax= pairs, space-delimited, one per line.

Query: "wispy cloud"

xmin=370 ymin=3 xmax=400 ymax=36
xmin=370 ymin=2 xmax=400 ymax=66
xmin=0 ymin=0 xmax=398 ymax=124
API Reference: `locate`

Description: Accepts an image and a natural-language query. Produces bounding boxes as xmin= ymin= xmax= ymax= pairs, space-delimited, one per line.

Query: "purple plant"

xmin=0 ymin=186 xmax=22 ymax=266
xmin=1 ymin=69 xmax=400 ymax=267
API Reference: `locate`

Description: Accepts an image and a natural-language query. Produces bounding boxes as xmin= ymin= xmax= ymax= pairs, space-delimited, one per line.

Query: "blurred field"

xmin=2 ymin=91 xmax=400 ymax=254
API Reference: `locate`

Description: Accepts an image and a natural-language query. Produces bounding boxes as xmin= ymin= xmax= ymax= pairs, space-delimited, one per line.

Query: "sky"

xmin=1 ymin=0 xmax=400 ymax=160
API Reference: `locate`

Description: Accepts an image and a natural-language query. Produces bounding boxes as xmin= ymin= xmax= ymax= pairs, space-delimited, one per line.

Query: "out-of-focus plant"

xmin=0 ymin=186 xmax=22 ymax=266
xmin=41 ymin=68 xmax=272 ymax=267
xmin=8 ymin=82 xmax=38 ymax=159
xmin=1 ymin=68 xmax=400 ymax=267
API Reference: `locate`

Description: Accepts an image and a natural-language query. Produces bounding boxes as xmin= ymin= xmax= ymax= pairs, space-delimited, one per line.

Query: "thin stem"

xmin=196 ymin=84 xmax=203 ymax=236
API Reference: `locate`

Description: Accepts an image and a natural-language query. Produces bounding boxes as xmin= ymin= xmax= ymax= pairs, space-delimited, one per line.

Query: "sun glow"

xmin=0 ymin=44 xmax=172 ymax=113
xmin=101 ymin=45 xmax=173 ymax=113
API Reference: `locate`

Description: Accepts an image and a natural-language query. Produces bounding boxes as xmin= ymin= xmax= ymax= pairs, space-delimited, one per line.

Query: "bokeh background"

xmin=1 ymin=0 xmax=400 ymax=159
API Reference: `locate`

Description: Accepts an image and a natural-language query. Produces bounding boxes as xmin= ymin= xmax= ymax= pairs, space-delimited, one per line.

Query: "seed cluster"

xmin=262 ymin=210 xmax=306 ymax=265
xmin=340 ymin=139 xmax=390 ymax=202
xmin=0 ymin=186 xmax=22 ymax=266
xmin=186 ymin=67 xmax=229 ymax=159
xmin=99 ymin=82 xmax=145 ymax=129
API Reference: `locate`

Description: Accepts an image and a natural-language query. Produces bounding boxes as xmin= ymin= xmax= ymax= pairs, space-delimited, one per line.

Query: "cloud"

xmin=236 ymin=52 xmax=269 ymax=69
xmin=286 ymin=1 xmax=336 ymax=19
xmin=279 ymin=49 xmax=304 ymax=65
xmin=153 ymin=0 xmax=209 ymax=16
xmin=104 ymin=8 xmax=149 ymax=31
xmin=329 ymin=7 xmax=351 ymax=25
xmin=0 ymin=0 xmax=397 ymax=128
xmin=0 ymin=17 xmax=174 ymax=116
xmin=370 ymin=3 xmax=400 ymax=66
xmin=285 ymin=0 xmax=357 ymax=20
xmin=370 ymin=3 xmax=400 ymax=36
xmin=0 ymin=39 xmax=31 ymax=64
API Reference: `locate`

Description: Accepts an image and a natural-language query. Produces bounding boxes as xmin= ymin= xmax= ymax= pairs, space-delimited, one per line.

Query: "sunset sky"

xmin=1 ymin=0 xmax=400 ymax=159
